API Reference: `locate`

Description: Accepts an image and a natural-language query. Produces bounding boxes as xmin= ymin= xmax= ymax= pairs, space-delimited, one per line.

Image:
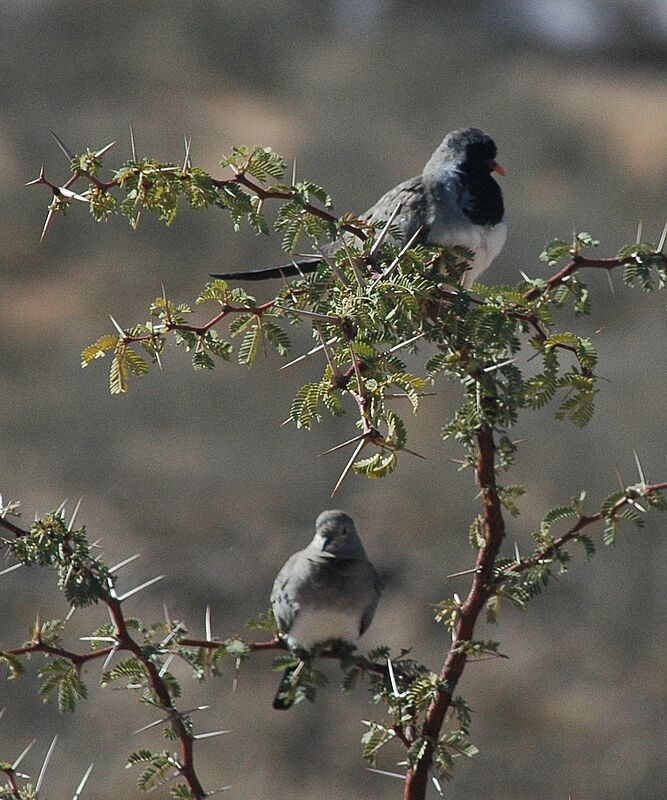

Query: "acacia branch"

xmin=525 ymin=250 xmax=666 ymax=301
xmin=0 ymin=516 xmax=208 ymax=800
xmin=4 ymin=641 xmax=113 ymax=666
xmin=0 ymin=767 xmax=21 ymax=800
xmin=502 ymin=480 xmax=667 ymax=581
xmin=404 ymin=426 xmax=506 ymax=799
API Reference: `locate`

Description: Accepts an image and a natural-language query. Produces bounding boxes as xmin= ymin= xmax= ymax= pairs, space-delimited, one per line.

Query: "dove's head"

xmin=429 ymin=128 xmax=506 ymax=179
xmin=313 ymin=510 xmax=366 ymax=558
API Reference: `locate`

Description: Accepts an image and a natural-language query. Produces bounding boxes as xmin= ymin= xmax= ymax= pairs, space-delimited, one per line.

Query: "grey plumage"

xmin=213 ymin=127 xmax=507 ymax=287
xmin=270 ymin=509 xmax=383 ymax=709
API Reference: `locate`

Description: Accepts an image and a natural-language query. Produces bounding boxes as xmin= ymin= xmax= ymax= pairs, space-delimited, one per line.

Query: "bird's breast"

xmin=284 ymin=607 xmax=363 ymax=652
xmin=429 ymin=217 xmax=507 ymax=285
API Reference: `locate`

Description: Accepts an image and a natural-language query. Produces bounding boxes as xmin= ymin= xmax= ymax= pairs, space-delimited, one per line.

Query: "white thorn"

xmin=431 ymin=774 xmax=444 ymax=796
xmin=366 ymin=768 xmax=406 ymax=781
xmin=291 ymin=157 xmax=297 ymax=186
xmin=483 ymin=358 xmax=516 ymax=373
xmin=160 ymin=621 xmax=184 ymax=647
xmin=101 ymin=645 xmax=118 ymax=674
xmin=12 ymin=739 xmax=37 ymax=770
xmin=193 ymin=730 xmax=231 ymax=739
xmin=369 ymin=200 xmax=402 ymax=256
xmin=132 ymin=715 xmax=168 ymax=736
xmin=109 ymin=553 xmax=141 ymax=573
xmin=79 ymin=636 xmax=117 ymax=642
xmin=657 ymin=219 xmax=667 ymax=253
xmin=129 ymin=122 xmax=137 ymax=161
xmin=0 ymin=562 xmax=24 ymax=577
xmin=635 ymin=216 xmax=644 ymax=246
xmin=205 ymin=605 xmax=212 ymax=641
xmin=72 ymin=763 xmax=94 ymax=800
xmin=109 ymin=314 xmax=125 ymax=337
xmin=65 ymin=605 xmax=77 ymax=622
xmin=386 ymin=657 xmax=400 ymax=698
xmin=158 ymin=653 xmax=175 ymax=677
xmin=514 ymin=541 xmax=521 ymax=564
xmin=632 ymin=448 xmax=646 ymax=485
xmin=35 ymin=735 xmax=58 ymax=795
xmin=386 ymin=331 xmax=427 ymax=354
xmin=68 ymin=497 xmax=83 ymax=531
xmin=330 ymin=438 xmax=366 ymax=497
xmin=374 ymin=225 xmax=423 ymax=282
xmin=117 ymin=574 xmax=164 ymax=602
xmin=95 ymin=141 xmax=116 ymax=158
xmin=55 ymin=498 xmax=69 ymax=516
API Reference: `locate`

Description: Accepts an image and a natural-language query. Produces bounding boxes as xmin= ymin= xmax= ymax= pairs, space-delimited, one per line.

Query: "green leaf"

xmin=539 ymin=239 xmax=571 ymax=265
xmin=0 ymin=652 xmax=24 ymax=679
xmin=81 ymin=334 xmax=119 ymax=366
xmin=238 ymin=324 xmax=261 ymax=366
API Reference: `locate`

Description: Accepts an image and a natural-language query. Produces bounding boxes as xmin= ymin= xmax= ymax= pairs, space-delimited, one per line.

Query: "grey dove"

xmin=270 ymin=509 xmax=383 ymax=710
xmin=213 ymin=127 xmax=506 ymax=288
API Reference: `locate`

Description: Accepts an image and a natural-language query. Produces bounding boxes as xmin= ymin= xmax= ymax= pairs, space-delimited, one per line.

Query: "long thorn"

xmin=182 ymin=136 xmax=192 ymax=172
xmin=367 ymin=768 xmax=406 ymax=781
xmin=375 ymin=225 xmax=423 ymax=282
xmin=68 ymin=497 xmax=83 ymax=531
xmin=109 ymin=553 xmax=141 ymax=573
xmin=635 ymin=216 xmax=644 ymax=246
xmin=109 ymin=314 xmax=125 ymax=337
xmin=319 ymin=434 xmax=364 ymax=457
xmin=369 ymin=200 xmax=402 ymax=256
xmin=633 ymin=448 xmax=646 ymax=484
xmin=342 ymin=240 xmax=366 ymax=288
xmin=129 ymin=122 xmax=137 ymax=161
xmin=205 ymin=605 xmax=212 ymax=641
xmin=117 ymin=574 xmax=164 ymax=602
xmin=657 ymin=219 xmax=667 ymax=253
xmin=446 ymin=567 xmax=479 ymax=579
xmin=35 ymin=735 xmax=58 ymax=795
xmin=50 ymin=131 xmax=75 ymax=161
xmin=386 ymin=331 xmax=426 ymax=353
xmin=72 ymin=763 xmax=94 ymax=800
xmin=0 ymin=562 xmax=24 ymax=577
xmin=40 ymin=208 xmax=56 ymax=243
xmin=12 ymin=739 xmax=37 ymax=770
xmin=279 ymin=338 xmax=336 ymax=371
xmin=386 ymin=657 xmax=400 ymax=698
xmin=193 ymin=730 xmax=231 ymax=739
xmin=331 ymin=438 xmax=366 ymax=497
xmin=95 ymin=141 xmax=116 ymax=158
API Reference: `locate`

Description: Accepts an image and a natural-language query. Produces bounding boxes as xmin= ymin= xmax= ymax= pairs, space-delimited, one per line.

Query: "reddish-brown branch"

xmin=104 ymin=598 xmax=207 ymax=800
xmin=0 ymin=517 xmax=208 ymax=800
xmin=1 ymin=767 xmax=22 ymax=800
xmin=4 ymin=641 xmax=114 ymax=666
xmin=524 ymin=251 xmax=666 ymax=301
xmin=404 ymin=426 xmax=506 ymax=799
xmin=121 ymin=291 xmax=307 ymax=344
xmin=503 ymin=480 xmax=667 ymax=580
xmin=223 ymin=171 xmax=367 ymax=241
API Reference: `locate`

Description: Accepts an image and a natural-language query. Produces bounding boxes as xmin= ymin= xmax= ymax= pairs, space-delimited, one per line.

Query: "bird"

xmin=269 ymin=509 xmax=383 ymax=710
xmin=213 ymin=127 xmax=506 ymax=288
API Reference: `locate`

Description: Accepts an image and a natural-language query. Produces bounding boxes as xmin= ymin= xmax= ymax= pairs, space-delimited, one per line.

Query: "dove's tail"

xmin=211 ymin=257 xmax=322 ymax=282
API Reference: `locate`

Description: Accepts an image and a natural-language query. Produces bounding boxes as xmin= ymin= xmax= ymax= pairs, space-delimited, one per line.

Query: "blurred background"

xmin=1 ymin=1 xmax=666 ymax=798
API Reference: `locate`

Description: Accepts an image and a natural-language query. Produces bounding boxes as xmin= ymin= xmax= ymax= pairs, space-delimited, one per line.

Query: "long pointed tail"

xmin=211 ymin=257 xmax=321 ymax=282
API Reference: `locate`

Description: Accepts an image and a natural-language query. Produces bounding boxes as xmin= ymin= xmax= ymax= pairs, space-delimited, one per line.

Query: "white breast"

xmin=430 ymin=219 xmax=507 ymax=287
xmin=285 ymin=608 xmax=362 ymax=652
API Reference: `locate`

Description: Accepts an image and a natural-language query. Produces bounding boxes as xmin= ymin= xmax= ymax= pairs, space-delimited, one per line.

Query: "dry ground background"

xmin=1 ymin=2 xmax=666 ymax=799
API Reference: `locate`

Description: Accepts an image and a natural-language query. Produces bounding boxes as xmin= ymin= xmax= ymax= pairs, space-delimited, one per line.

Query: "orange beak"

xmin=491 ymin=160 xmax=507 ymax=177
